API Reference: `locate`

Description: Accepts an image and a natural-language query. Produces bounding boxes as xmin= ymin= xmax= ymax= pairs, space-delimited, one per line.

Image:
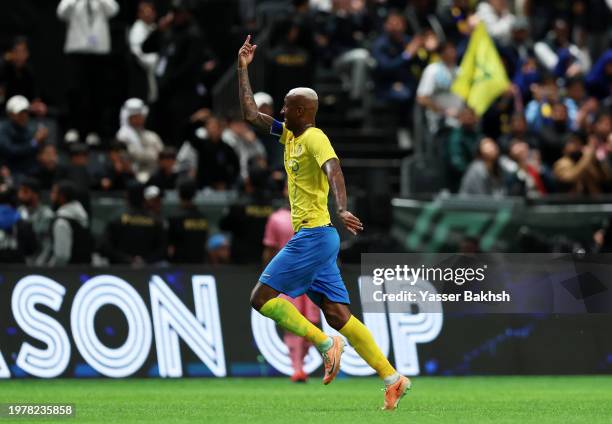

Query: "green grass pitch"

xmin=1 ymin=376 xmax=611 ymax=423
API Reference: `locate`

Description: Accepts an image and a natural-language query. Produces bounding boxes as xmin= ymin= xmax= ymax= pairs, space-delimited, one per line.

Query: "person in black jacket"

xmin=142 ymin=0 xmax=206 ymax=145
xmin=167 ymin=178 xmax=208 ymax=263
xmin=100 ymin=181 xmax=166 ymax=265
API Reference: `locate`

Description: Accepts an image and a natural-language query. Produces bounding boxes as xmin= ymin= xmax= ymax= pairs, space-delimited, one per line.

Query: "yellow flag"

xmin=451 ymin=22 xmax=510 ymax=116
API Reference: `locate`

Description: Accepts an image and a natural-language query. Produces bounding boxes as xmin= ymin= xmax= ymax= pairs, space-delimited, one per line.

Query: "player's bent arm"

xmin=322 ymin=158 xmax=348 ymax=213
xmin=237 ymin=67 xmax=274 ymax=133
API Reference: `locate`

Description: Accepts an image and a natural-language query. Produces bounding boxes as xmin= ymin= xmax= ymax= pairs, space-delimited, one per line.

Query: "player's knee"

xmin=250 ymin=283 xmax=269 ymax=311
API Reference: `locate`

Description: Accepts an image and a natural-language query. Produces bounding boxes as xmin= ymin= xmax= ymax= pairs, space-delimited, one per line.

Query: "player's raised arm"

xmin=322 ymin=158 xmax=364 ymax=235
xmin=237 ymin=35 xmax=274 ymax=133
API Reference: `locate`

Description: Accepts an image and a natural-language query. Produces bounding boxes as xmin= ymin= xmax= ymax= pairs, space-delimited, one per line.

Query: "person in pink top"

xmin=262 ymin=205 xmax=320 ymax=382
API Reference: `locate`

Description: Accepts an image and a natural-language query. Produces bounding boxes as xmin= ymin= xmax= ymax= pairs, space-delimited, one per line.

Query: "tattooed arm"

xmin=237 ymin=35 xmax=274 ymax=132
xmin=322 ymin=158 xmax=364 ymax=235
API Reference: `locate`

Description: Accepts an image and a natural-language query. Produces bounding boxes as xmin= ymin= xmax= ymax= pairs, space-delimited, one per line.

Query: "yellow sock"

xmin=339 ymin=315 xmax=396 ymax=379
xmin=260 ymin=297 xmax=330 ymax=348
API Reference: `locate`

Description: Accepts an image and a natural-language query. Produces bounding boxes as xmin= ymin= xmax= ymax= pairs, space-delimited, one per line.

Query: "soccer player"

xmin=238 ymin=35 xmax=410 ymax=410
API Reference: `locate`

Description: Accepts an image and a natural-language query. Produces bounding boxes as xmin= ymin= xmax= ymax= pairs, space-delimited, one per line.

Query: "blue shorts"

xmin=259 ymin=225 xmax=350 ymax=305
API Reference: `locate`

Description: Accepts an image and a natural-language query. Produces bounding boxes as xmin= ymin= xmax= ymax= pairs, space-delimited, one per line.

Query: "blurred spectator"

xmin=207 ymin=233 xmax=230 ymax=265
xmin=506 ymin=139 xmax=554 ymax=196
xmin=534 ymin=19 xmax=591 ymax=79
xmin=48 ymin=180 xmax=92 ymax=265
xmin=17 ymin=177 xmax=55 ymax=265
xmin=0 ymin=95 xmax=47 ymax=177
xmin=499 ymin=113 xmax=537 ymax=152
xmin=225 ymin=119 xmax=267 ymax=182
xmin=476 ymin=0 xmax=516 ymax=46
xmin=143 ymin=185 xmax=163 ymax=218
xmin=100 ymin=181 xmax=166 ymax=265
xmin=188 ymin=116 xmax=239 ymax=190
xmin=459 ymin=137 xmax=508 ymax=195
xmin=537 ymin=102 xmax=572 ymax=165
xmin=128 ymin=1 xmax=159 ymax=102
xmin=416 ymin=41 xmax=461 ymax=134
xmin=0 ymin=188 xmax=37 ymax=264
xmin=32 ymin=144 xmax=60 ymax=190
xmin=254 ymin=92 xmax=283 ymax=170
xmin=116 ymin=98 xmax=163 ymax=182
xmin=371 ymin=11 xmax=421 ymax=127
xmin=0 ymin=36 xmax=48 ymax=116
xmin=585 ymin=49 xmax=612 ymax=101
xmin=167 ymin=178 xmax=209 ymax=263
xmin=147 ymin=147 xmax=179 ymax=190
xmin=553 ymin=134 xmax=610 ymax=195
xmin=445 ymin=107 xmax=481 ymax=191
xmin=57 ymin=143 xmax=92 ymax=189
xmin=266 ymin=19 xmax=314 ymax=111
xmin=99 ymin=142 xmax=136 ymax=191
xmin=57 ymin=0 xmax=119 ymax=144
xmin=437 ymin=0 xmax=472 ymax=47
xmin=220 ymin=160 xmax=274 ymax=263
xmin=143 ymin=0 xmax=205 ymax=145
xmin=317 ymin=0 xmax=374 ymax=101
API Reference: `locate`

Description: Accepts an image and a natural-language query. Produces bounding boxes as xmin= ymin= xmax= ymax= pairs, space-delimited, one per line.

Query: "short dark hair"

xmin=178 ymin=178 xmax=197 ymax=201
xmin=55 ymin=180 xmax=78 ymax=203
xmin=20 ymin=177 xmax=41 ymax=194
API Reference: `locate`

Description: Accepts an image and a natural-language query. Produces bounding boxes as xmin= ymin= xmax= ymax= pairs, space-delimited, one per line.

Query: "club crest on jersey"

xmin=288 ymin=158 xmax=299 ymax=173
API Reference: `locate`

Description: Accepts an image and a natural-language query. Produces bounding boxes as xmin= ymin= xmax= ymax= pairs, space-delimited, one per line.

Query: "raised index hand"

xmin=238 ymin=35 xmax=257 ymax=68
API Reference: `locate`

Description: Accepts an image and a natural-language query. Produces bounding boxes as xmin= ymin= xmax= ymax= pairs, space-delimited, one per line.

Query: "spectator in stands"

xmin=0 ymin=95 xmax=47 ymax=178
xmin=220 ymin=159 xmax=274 ymax=264
xmin=57 ymin=143 xmax=93 ymax=189
xmin=553 ymin=134 xmax=610 ymax=195
xmin=143 ymin=185 xmax=163 ymax=218
xmin=416 ymin=41 xmax=461 ymax=134
xmin=17 ymin=177 xmax=55 ymax=265
xmin=189 ymin=116 xmax=239 ymax=190
xmin=506 ymin=139 xmax=554 ymax=196
xmin=57 ymin=0 xmax=119 ymax=145
xmin=266 ymin=18 xmax=314 ymax=111
xmin=585 ymin=49 xmax=612 ymax=100
xmin=48 ymin=180 xmax=92 ymax=265
xmin=317 ymin=0 xmax=374 ymax=101
xmin=99 ymin=142 xmax=136 ymax=191
xmin=459 ymin=137 xmax=508 ymax=196
xmin=128 ymin=0 xmax=159 ymax=103
xmin=147 ymin=147 xmax=179 ymax=190
xmin=445 ymin=107 xmax=480 ymax=191
xmin=207 ymin=233 xmax=230 ymax=265
xmin=142 ymin=0 xmax=204 ymax=145
xmin=437 ymin=0 xmax=472 ymax=48
xmin=537 ymin=102 xmax=572 ymax=165
xmin=32 ymin=144 xmax=60 ymax=190
xmin=476 ymin=0 xmax=516 ymax=46
xmin=167 ymin=178 xmax=209 ymax=263
xmin=534 ymin=19 xmax=591 ymax=79
xmin=0 ymin=37 xmax=48 ymax=116
xmin=371 ymin=11 xmax=422 ymax=127
xmin=225 ymin=118 xmax=267 ymax=182
xmin=0 ymin=188 xmax=37 ymax=264
xmin=254 ymin=92 xmax=283 ymax=170
xmin=499 ymin=113 xmax=537 ymax=152
xmin=100 ymin=181 xmax=166 ymax=265
xmin=116 ymin=98 xmax=163 ymax=183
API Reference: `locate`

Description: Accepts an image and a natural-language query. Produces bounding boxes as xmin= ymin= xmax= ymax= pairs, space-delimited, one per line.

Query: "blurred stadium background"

xmin=0 ymin=0 xmax=611 ymax=416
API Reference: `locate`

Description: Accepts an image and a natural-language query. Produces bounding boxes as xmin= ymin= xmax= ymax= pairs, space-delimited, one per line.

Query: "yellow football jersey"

xmin=279 ymin=124 xmax=338 ymax=231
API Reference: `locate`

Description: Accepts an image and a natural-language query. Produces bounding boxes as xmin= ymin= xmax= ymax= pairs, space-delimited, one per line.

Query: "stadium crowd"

xmin=0 ymin=0 xmax=611 ymax=264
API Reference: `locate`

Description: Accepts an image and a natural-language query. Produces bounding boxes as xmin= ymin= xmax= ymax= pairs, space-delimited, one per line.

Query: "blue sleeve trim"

xmin=271 ymin=119 xmax=283 ymax=137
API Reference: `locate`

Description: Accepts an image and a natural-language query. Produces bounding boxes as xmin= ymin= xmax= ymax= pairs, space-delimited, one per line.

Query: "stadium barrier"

xmin=391 ymin=195 xmax=612 ymax=252
xmin=1 ymin=266 xmax=610 ymax=379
